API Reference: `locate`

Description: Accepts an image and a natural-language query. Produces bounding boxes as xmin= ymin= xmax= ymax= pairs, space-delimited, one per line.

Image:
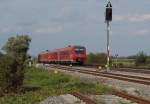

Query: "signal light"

xmin=105 ymin=1 xmax=112 ymax=21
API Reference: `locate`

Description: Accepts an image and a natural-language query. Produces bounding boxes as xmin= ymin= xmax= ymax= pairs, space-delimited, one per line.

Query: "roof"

xmin=38 ymin=45 xmax=85 ymax=55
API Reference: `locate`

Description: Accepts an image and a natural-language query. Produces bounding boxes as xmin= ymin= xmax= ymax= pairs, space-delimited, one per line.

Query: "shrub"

xmin=135 ymin=51 xmax=147 ymax=66
xmin=95 ymin=53 xmax=107 ymax=64
xmin=85 ymin=53 xmax=96 ymax=64
xmin=0 ymin=35 xmax=31 ymax=93
xmin=86 ymin=52 xmax=112 ymax=65
xmin=0 ymin=55 xmax=19 ymax=93
xmin=0 ymin=52 xmax=3 ymax=57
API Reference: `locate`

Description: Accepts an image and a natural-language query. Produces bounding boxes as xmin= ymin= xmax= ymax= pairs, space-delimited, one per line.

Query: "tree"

xmin=86 ymin=53 xmax=96 ymax=64
xmin=0 ymin=52 xmax=3 ymax=58
xmin=3 ymin=35 xmax=31 ymax=66
xmin=3 ymin=35 xmax=31 ymax=58
xmin=95 ymin=53 xmax=107 ymax=64
xmin=0 ymin=35 xmax=31 ymax=92
xmin=0 ymin=55 xmax=18 ymax=93
xmin=135 ymin=51 xmax=147 ymax=66
xmin=86 ymin=52 xmax=109 ymax=65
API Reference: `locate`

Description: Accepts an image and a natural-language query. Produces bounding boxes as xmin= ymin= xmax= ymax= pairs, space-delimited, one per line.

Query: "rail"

xmin=70 ymin=92 xmax=97 ymax=104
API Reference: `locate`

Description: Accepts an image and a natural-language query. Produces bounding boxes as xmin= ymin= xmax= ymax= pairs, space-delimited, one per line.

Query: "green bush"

xmin=0 ymin=52 xmax=3 ymax=57
xmin=0 ymin=35 xmax=31 ymax=93
xmin=0 ymin=55 xmax=19 ymax=93
xmin=135 ymin=51 xmax=147 ymax=66
xmin=86 ymin=53 xmax=97 ymax=64
xmin=86 ymin=52 xmax=111 ymax=65
xmin=95 ymin=53 xmax=107 ymax=64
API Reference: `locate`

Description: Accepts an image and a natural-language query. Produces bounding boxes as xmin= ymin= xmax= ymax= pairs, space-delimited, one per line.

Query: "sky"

xmin=0 ymin=0 xmax=150 ymax=56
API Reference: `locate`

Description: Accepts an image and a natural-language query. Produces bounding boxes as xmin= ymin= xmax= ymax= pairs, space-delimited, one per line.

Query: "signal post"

xmin=105 ymin=1 xmax=112 ymax=71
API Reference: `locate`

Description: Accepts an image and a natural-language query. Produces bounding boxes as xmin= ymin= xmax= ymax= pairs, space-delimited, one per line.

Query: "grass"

xmin=113 ymin=59 xmax=135 ymax=67
xmin=0 ymin=67 xmax=111 ymax=104
xmin=113 ymin=58 xmax=150 ymax=68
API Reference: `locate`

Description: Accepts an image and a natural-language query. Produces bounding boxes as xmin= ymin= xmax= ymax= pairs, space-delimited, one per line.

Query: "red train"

xmin=38 ymin=45 xmax=86 ymax=65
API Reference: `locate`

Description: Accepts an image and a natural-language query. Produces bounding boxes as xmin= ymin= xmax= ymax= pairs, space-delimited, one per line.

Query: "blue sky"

xmin=0 ymin=0 xmax=150 ymax=56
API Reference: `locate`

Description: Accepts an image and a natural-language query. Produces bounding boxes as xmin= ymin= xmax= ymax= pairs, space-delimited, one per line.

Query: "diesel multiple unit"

xmin=38 ymin=46 xmax=86 ymax=65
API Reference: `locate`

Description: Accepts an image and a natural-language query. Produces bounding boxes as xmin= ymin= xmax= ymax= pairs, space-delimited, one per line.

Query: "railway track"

xmin=113 ymin=68 xmax=150 ymax=74
xmin=70 ymin=92 xmax=97 ymax=104
xmin=70 ymin=91 xmax=150 ymax=104
xmin=83 ymin=64 xmax=150 ymax=74
xmin=43 ymin=64 xmax=150 ymax=104
xmin=49 ymin=65 xmax=150 ymax=85
xmin=112 ymin=89 xmax=150 ymax=104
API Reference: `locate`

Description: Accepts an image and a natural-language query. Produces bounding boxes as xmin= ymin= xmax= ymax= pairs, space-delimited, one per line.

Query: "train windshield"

xmin=75 ymin=46 xmax=84 ymax=54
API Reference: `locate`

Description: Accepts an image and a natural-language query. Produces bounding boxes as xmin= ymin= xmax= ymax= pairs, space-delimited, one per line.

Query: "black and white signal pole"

xmin=105 ymin=1 xmax=112 ymax=71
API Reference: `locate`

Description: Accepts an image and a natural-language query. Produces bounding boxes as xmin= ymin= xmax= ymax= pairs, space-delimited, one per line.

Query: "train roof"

xmin=39 ymin=45 xmax=85 ymax=55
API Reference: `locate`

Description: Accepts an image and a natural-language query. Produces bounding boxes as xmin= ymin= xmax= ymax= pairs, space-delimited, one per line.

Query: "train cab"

xmin=73 ymin=46 xmax=86 ymax=64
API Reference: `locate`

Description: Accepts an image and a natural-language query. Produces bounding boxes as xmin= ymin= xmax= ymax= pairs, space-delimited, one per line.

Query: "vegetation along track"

xmin=44 ymin=64 xmax=150 ymax=104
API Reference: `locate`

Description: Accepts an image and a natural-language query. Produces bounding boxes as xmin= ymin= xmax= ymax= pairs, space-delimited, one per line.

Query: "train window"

xmin=75 ymin=47 xmax=84 ymax=54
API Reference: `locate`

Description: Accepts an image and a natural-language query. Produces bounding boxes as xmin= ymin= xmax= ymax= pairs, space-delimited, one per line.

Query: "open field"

xmin=113 ymin=58 xmax=150 ymax=68
xmin=0 ymin=67 xmax=111 ymax=104
xmin=113 ymin=58 xmax=135 ymax=67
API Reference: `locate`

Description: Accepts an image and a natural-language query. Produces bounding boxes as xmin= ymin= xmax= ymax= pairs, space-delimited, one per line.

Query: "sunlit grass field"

xmin=113 ymin=58 xmax=135 ymax=67
xmin=0 ymin=67 xmax=111 ymax=104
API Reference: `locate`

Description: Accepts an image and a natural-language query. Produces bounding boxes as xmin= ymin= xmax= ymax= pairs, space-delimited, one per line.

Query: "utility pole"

xmin=115 ymin=54 xmax=118 ymax=68
xmin=105 ymin=1 xmax=112 ymax=71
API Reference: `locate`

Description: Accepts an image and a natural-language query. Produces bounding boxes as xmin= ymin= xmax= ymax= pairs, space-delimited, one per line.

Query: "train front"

xmin=72 ymin=46 xmax=86 ymax=65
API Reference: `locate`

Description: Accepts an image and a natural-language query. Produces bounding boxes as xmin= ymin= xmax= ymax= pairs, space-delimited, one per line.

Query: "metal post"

xmin=107 ymin=21 xmax=110 ymax=71
xmin=115 ymin=54 xmax=118 ymax=68
xmin=105 ymin=1 xmax=112 ymax=72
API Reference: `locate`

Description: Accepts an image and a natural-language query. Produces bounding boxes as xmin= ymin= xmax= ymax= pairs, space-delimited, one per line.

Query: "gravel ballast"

xmin=39 ymin=94 xmax=85 ymax=104
xmin=90 ymin=95 xmax=138 ymax=104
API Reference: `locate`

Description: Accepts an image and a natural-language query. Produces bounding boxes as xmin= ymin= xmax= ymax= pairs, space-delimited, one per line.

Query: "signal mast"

xmin=105 ymin=0 xmax=112 ymax=71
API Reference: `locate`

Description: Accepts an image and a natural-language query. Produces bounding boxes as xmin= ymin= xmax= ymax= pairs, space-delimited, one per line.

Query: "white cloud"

xmin=34 ymin=25 xmax=63 ymax=34
xmin=114 ymin=14 xmax=150 ymax=22
xmin=133 ymin=29 xmax=149 ymax=36
xmin=0 ymin=27 xmax=11 ymax=33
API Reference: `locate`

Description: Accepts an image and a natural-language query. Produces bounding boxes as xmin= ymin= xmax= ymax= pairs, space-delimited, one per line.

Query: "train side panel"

xmin=38 ymin=46 xmax=86 ymax=65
